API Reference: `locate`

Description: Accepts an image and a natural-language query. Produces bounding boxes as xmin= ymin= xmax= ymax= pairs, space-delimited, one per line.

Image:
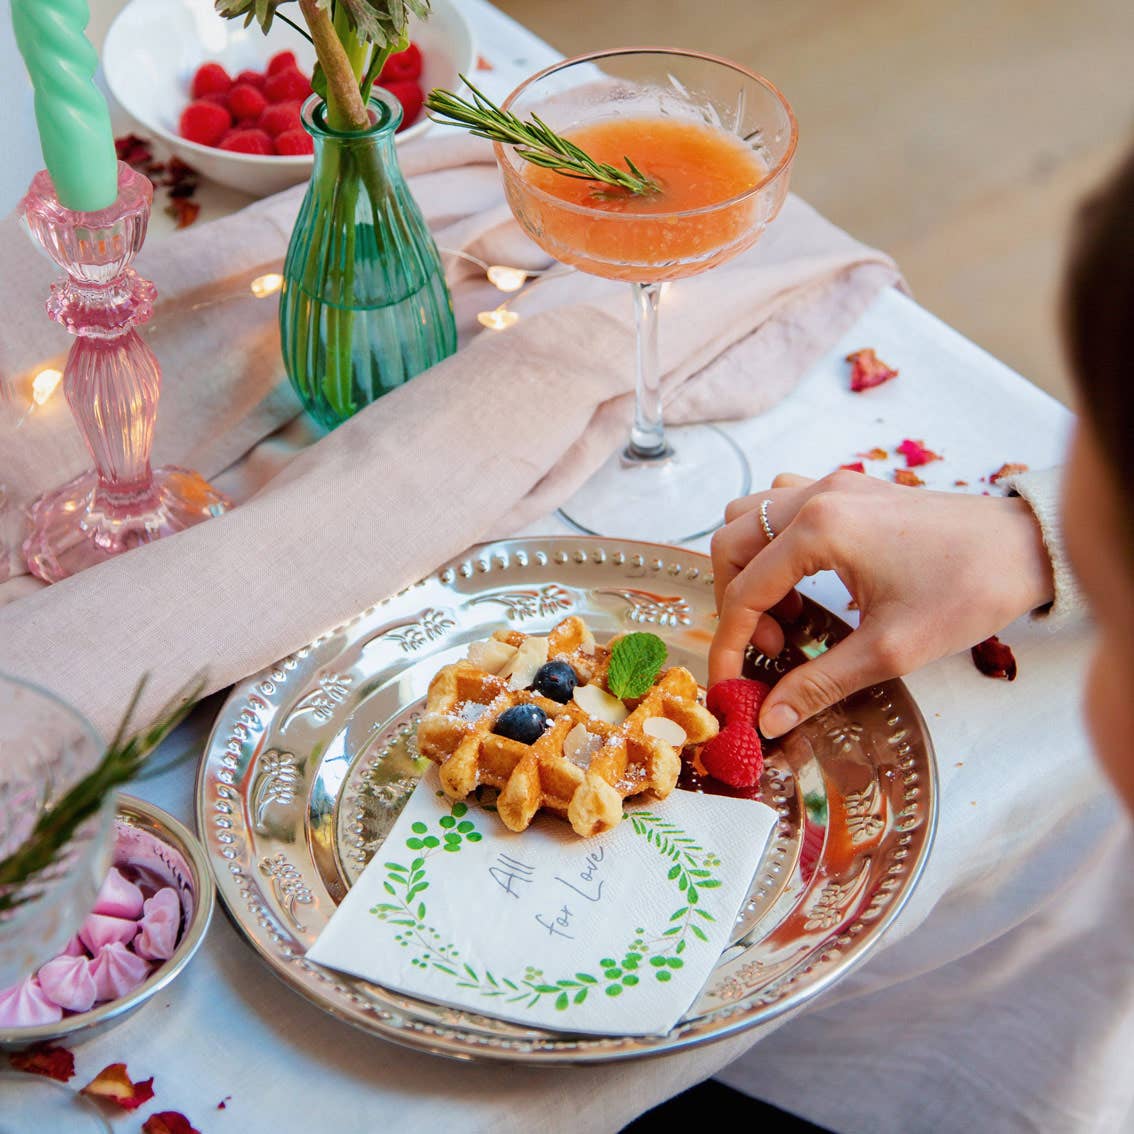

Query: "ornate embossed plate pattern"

xmin=196 ymin=538 xmax=937 ymax=1064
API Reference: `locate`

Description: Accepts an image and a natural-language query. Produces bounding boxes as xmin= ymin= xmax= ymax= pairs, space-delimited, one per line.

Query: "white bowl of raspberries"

xmin=103 ymin=0 xmax=475 ymax=198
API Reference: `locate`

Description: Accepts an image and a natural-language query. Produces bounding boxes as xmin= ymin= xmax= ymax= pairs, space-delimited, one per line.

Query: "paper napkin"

xmin=306 ymin=768 xmax=778 ymax=1037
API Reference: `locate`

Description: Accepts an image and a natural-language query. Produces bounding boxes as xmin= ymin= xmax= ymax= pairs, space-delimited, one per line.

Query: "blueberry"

xmin=493 ymin=704 xmax=549 ymax=744
xmin=531 ymin=661 xmax=578 ymax=703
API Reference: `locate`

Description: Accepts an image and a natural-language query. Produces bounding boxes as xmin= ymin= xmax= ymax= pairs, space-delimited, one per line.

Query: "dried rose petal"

xmin=144 ymin=1113 xmax=202 ymax=1134
xmin=475 ymin=54 xmax=495 ymax=71
xmin=114 ymin=133 xmax=154 ymax=169
xmin=893 ymin=468 xmax=924 ymax=487
xmin=897 ymin=438 xmax=941 ymax=467
xmin=164 ymin=156 xmax=198 ymax=187
xmin=80 ymin=1063 xmax=155 ymax=1111
xmin=846 ymin=348 xmax=898 ymax=392
xmin=989 ymin=461 xmax=1029 ymax=484
xmin=858 ymin=447 xmax=888 ymax=461
xmin=165 ymin=199 xmax=201 ymax=229
xmin=954 ymin=479 xmax=969 ymax=487
xmin=9 ymin=1044 xmax=75 ymax=1082
xmin=838 ymin=461 xmax=866 ymax=474
xmin=971 ymin=636 xmax=1017 ymax=680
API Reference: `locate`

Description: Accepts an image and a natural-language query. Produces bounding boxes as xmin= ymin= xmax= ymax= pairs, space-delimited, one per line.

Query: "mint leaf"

xmin=608 ymin=633 xmax=667 ymax=700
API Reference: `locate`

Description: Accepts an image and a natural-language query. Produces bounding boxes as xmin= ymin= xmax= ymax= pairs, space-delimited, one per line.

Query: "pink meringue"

xmin=61 ymin=934 xmax=87 ymax=958
xmin=88 ymin=942 xmax=151 ymax=1002
xmin=134 ymin=887 xmax=182 ymax=961
xmin=37 ymin=953 xmax=97 ymax=1014
xmin=92 ymin=866 xmax=145 ymax=920
xmin=79 ymin=911 xmax=139 ymax=954
xmin=0 ymin=976 xmax=64 ymax=1027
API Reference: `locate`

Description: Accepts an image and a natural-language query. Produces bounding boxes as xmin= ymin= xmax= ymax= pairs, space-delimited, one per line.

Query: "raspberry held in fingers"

xmin=700 ymin=677 xmax=772 ymax=787
xmin=706 ymin=677 xmax=768 ymax=723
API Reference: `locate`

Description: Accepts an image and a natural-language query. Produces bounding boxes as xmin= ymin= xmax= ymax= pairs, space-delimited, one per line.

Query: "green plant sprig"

xmin=0 ymin=673 xmax=207 ymax=914
xmin=425 ymin=78 xmax=661 ymax=196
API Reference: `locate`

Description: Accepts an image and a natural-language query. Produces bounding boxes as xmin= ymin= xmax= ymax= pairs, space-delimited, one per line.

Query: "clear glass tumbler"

xmin=0 ymin=673 xmax=113 ymax=989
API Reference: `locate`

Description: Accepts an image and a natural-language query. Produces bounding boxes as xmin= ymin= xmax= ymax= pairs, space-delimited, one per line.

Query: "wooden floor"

xmin=493 ymin=0 xmax=1134 ymax=405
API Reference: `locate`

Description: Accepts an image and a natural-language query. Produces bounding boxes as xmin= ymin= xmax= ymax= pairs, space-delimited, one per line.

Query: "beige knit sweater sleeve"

xmin=1002 ymin=466 xmax=1088 ymax=629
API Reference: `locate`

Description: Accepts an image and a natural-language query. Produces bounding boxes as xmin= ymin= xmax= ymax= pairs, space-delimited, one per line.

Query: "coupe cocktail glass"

xmin=495 ymin=49 xmax=797 ymax=543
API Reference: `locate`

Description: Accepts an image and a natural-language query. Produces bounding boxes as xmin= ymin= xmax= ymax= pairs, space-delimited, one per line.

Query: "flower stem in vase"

xmin=251 ymin=0 xmax=456 ymax=427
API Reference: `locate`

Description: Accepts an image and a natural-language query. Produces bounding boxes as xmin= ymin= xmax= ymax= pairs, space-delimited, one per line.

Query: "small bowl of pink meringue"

xmin=0 ymin=795 xmax=214 ymax=1050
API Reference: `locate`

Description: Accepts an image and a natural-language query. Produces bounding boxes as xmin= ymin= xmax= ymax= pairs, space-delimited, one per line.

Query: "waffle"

xmin=416 ymin=615 xmax=719 ymax=837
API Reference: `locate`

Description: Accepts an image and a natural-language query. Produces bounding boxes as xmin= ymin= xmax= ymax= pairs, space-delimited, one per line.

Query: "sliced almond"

xmin=643 ymin=716 xmax=688 ymax=748
xmin=466 ymin=639 xmax=519 ymax=674
xmin=573 ymin=682 xmax=629 ymax=726
xmin=502 ymin=636 xmax=550 ymax=691
xmin=564 ymin=723 xmax=601 ymax=767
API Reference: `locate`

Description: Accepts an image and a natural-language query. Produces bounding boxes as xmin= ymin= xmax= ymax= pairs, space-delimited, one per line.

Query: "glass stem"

xmin=626 ymin=281 xmax=670 ymax=460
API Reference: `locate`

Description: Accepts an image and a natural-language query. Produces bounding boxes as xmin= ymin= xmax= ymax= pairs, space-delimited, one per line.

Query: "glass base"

xmin=558 ymin=423 xmax=751 ymax=544
xmin=23 ymin=466 xmax=232 ymax=584
xmin=0 ymin=1073 xmax=110 ymax=1134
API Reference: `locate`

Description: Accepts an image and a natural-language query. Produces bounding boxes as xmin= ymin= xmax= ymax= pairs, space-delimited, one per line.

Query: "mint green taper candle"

xmin=10 ymin=0 xmax=119 ymax=212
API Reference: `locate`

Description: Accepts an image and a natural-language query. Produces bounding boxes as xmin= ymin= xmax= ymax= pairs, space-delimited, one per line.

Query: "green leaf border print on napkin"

xmin=368 ymin=796 xmax=724 ymax=1014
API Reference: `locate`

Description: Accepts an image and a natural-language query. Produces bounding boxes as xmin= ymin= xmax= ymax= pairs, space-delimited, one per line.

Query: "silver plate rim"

xmin=195 ymin=535 xmax=938 ymax=1065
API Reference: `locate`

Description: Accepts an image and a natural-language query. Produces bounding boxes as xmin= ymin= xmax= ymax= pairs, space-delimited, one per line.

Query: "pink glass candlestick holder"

xmin=19 ymin=162 xmax=231 ymax=584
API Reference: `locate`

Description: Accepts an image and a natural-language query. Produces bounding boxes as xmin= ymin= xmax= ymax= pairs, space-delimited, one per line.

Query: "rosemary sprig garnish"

xmin=425 ymin=77 xmax=660 ymax=196
xmin=0 ymin=673 xmax=207 ymax=914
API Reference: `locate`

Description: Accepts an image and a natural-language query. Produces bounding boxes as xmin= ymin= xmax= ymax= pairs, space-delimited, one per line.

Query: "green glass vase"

xmin=280 ymin=91 xmax=457 ymax=430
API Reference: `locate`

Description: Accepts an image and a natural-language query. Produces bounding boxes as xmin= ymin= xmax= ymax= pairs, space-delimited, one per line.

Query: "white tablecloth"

xmin=4 ymin=3 xmax=1131 ymax=1132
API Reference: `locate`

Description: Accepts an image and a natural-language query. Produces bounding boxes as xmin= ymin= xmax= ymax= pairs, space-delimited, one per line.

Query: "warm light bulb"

xmin=32 ymin=367 xmax=62 ymax=405
xmin=250 ymin=272 xmax=284 ymax=298
xmin=477 ymin=308 xmax=520 ymax=331
xmin=486 ymin=265 xmax=528 ymax=292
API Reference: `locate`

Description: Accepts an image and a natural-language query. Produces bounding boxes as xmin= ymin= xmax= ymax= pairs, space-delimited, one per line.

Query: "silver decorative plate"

xmin=196 ymin=537 xmax=937 ymax=1064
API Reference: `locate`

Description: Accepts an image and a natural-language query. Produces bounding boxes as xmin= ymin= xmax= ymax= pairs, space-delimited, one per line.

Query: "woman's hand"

xmin=708 ymin=471 xmax=1054 ymax=738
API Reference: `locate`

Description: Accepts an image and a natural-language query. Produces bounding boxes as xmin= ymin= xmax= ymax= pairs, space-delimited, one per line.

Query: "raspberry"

xmin=234 ymin=69 xmax=265 ymax=90
xmin=218 ymin=128 xmax=273 ymax=155
xmin=264 ymin=67 xmax=311 ymax=104
xmin=191 ymin=62 xmax=232 ymax=99
xmin=699 ymin=725 xmax=764 ymax=788
xmin=274 ymin=129 xmax=313 ymax=156
xmin=267 ymin=50 xmax=298 ymax=76
xmin=258 ymin=101 xmax=302 ymax=138
xmin=201 ymin=92 xmax=230 ymax=108
xmin=706 ymin=677 xmax=769 ymax=727
xmin=700 ymin=677 xmax=771 ymax=788
xmin=227 ymin=82 xmax=268 ymax=121
xmin=179 ymin=100 xmax=232 ymax=147
xmin=379 ymin=42 xmax=423 ymax=82
xmin=380 ymin=79 xmax=424 ymax=130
